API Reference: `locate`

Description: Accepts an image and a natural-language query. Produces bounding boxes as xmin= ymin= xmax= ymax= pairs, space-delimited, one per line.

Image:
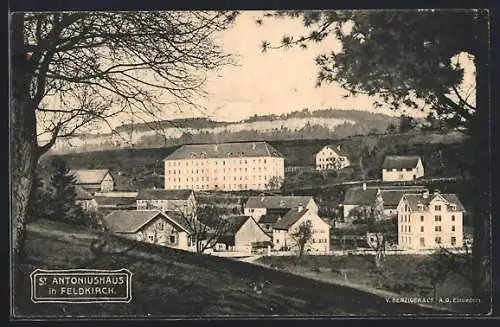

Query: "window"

xmin=435 ymin=226 xmax=442 ymax=232
xmin=148 ymin=235 xmax=154 ymax=242
xmin=435 ymin=215 xmax=442 ymax=222
xmin=435 ymin=237 xmax=442 ymax=244
xmin=420 ymin=216 xmax=424 ymax=222
xmin=266 ymin=224 xmax=270 ymax=230
xmin=408 ymin=226 xmax=411 ymax=233
xmin=158 ymin=222 xmax=164 ymax=231
xmin=451 ymin=215 xmax=455 ymax=222
xmin=420 ymin=226 xmax=424 ymax=232
xmin=419 ymin=237 xmax=425 ymax=247
xmin=170 ymin=235 xmax=176 ymax=243
xmin=451 ymin=237 xmax=456 ymax=246
xmin=451 ymin=225 xmax=455 ymax=232
xmin=435 ymin=205 xmax=442 ymax=211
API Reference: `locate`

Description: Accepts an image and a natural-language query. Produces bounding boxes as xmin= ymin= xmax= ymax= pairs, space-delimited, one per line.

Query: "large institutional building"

xmin=163 ymin=142 xmax=285 ymax=191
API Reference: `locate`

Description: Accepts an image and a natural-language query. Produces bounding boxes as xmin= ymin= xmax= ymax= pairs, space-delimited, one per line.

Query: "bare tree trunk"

xmin=11 ymin=13 xmax=38 ymax=312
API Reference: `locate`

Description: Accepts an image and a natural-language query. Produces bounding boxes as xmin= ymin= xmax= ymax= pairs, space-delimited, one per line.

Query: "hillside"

xmin=48 ymin=108 xmax=403 ymax=153
xmin=15 ymin=219 xmax=442 ymax=317
xmin=45 ymin=131 xmax=470 ymax=192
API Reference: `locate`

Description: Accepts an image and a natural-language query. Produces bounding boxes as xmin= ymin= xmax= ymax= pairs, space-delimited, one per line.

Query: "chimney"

xmin=337 ymin=145 xmax=341 ymax=151
xmin=252 ymin=142 xmax=256 ymax=150
xmin=433 ymin=189 xmax=439 ymax=196
xmin=362 ymin=183 xmax=367 ymax=191
xmin=298 ymin=203 xmax=304 ymax=212
xmin=423 ymin=190 xmax=429 ymax=199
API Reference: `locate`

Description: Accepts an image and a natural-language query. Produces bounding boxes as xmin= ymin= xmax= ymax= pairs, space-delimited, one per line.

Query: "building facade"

xmin=163 ymin=142 xmax=284 ymax=192
xmin=71 ymin=169 xmax=115 ymax=193
xmin=74 ymin=186 xmax=98 ymax=212
xmin=103 ymin=210 xmax=192 ymax=251
xmin=315 ymin=145 xmax=350 ymax=170
xmin=136 ymin=189 xmax=197 ymax=216
xmin=215 ymin=215 xmax=272 ymax=253
xmin=396 ymin=191 xmax=464 ymax=250
xmin=382 ymin=156 xmax=424 ymax=182
xmin=272 ymin=207 xmax=330 ymax=253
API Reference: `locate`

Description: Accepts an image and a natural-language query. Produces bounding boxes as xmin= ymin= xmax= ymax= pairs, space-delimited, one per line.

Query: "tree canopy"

xmin=260 ymin=10 xmax=488 ymax=133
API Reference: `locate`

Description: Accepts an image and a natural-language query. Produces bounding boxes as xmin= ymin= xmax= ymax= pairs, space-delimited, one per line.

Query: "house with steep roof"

xmin=214 ymin=215 xmax=272 ymax=253
xmin=244 ymin=195 xmax=318 ymax=221
xmin=382 ymin=155 xmax=424 ymax=182
xmin=315 ymin=144 xmax=350 ymax=170
xmin=136 ymin=189 xmax=196 ymax=216
xmin=74 ymin=186 xmax=98 ymax=212
xmin=343 ymin=184 xmax=428 ymax=218
xmin=70 ymin=169 xmax=114 ymax=192
xmin=103 ymin=210 xmax=192 ymax=250
xmin=163 ymin=141 xmax=284 ymax=192
xmin=272 ymin=206 xmax=330 ymax=253
xmin=396 ymin=190 xmax=465 ymax=250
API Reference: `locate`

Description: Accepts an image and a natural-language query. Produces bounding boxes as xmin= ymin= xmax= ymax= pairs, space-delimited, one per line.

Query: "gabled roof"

xmin=258 ymin=214 xmax=282 ymax=224
xmin=70 ymin=169 xmax=111 ymax=184
xmin=245 ymin=196 xmax=313 ymax=209
xmin=74 ymin=185 xmax=94 ymax=200
xmin=380 ymin=188 xmax=428 ymax=209
xmin=103 ymin=210 xmax=165 ymax=233
xmin=164 ymin=211 xmax=193 ymax=233
xmin=95 ymin=196 xmax=137 ymax=206
xmin=164 ymin=142 xmax=283 ymax=160
xmin=137 ymin=189 xmax=194 ymax=201
xmin=402 ymin=193 xmax=465 ymax=212
xmin=343 ymin=186 xmax=428 ymax=208
xmin=274 ymin=208 xmax=309 ymax=230
xmin=382 ymin=156 xmax=421 ymax=170
xmin=103 ymin=210 xmax=191 ymax=234
xmin=343 ymin=188 xmax=379 ymax=206
xmin=320 ymin=145 xmax=350 ymax=157
xmin=217 ymin=215 xmax=270 ymax=245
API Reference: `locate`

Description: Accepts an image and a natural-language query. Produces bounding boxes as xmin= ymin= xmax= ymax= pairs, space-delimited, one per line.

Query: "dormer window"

xmin=189 ymin=152 xmax=197 ymax=159
xmin=226 ymin=152 xmax=232 ymax=157
xmin=200 ymin=152 xmax=207 ymax=159
xmin=450 ymin=204 xmax=456 ymax=211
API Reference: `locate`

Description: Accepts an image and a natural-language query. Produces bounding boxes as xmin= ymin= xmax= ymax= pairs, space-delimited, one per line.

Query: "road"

xmin=286 ymin=175 xmax=468 ymax=192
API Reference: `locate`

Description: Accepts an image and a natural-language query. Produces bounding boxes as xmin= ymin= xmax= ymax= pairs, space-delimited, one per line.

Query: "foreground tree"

xmin=261 ymin=9 xmax=490 ymax=305
xmin=10 ymin=11 xmax=238 ymax=288
xmin=47 ymin=157 xmax=79 ymax=223
xmin=291 ymin=220 xmax=313 ymax=259
xmin=179 ymin=205 xmax=229 ymax=253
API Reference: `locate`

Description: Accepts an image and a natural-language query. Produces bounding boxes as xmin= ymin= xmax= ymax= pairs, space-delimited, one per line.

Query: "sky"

xmin=167 ymin=11 xmax=426 ymax=123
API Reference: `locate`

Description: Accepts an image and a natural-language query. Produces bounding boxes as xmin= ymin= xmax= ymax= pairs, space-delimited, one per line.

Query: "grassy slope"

xmin=256 ymin=255 xmax=479 ymax=313
xmin=15 ymin=219 xmax=442 ymax=318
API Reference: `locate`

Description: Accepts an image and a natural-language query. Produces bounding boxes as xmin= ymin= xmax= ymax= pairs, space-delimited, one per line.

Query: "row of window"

xmin=167 ymin=184 xmax=266 ymax=190
xmin=401 ymin=225 xmax=457 ymax=233
xmin=166 ymin=158 xmax=274 ymax=167
xmin=312 ymin=239 xmax=328 ymax=244
xmin=400 ymin=214 xmax=456 ymax=223
xmin=387 ymin=168 xmax=415 ymax=172
xmin=168 ymin=166 xmax=275 ymax=174
xmin=168 ymin=175 xmax=271 ymax=183
xmin=401 ymin=236 xmax=457 ymax=246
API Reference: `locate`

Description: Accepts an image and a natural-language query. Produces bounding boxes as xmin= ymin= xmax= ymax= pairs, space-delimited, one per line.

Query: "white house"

xmin=136 ymin=189 xmax=197 ymax=216
xmin=381 ymin=155 xmax=424 ymax=182
xmin=396 ymin=190 xmax=464 ymax=251
xmin=272 ymin=206 xmax=330 ymax=253
xmin=70 ymin=169 xmax=115 ymax=193
xmin=244 ymin=195 xmax=318 ymax=221
xmin=214 ymin=215 xmax=272 ymax=253
xmin=163 ymin=142 xmax=284 ymax=192
xmin=315 ymin=144 xmax=350 ymax=170
xmin=102 ymin=210 xmax=192 ymax=250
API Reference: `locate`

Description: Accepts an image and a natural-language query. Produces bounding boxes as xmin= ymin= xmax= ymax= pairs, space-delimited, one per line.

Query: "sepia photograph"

xmin=10 ymin=8 xmax=492 ymax=319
